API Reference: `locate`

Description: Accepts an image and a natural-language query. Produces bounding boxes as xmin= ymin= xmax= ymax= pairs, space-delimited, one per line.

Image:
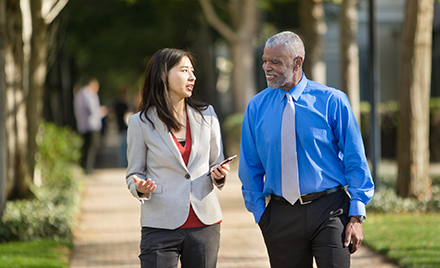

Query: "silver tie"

xmin=281 ymin=93 xmax=300 ymax=205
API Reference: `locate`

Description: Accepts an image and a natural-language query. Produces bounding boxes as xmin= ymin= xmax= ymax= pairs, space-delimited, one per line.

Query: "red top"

xmin=171 ymin=115 xmax=206 ymax=229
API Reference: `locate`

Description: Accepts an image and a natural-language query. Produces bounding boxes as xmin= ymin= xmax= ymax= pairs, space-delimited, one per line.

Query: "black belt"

xmin=271 ymin=186 xmax=345 ymax=205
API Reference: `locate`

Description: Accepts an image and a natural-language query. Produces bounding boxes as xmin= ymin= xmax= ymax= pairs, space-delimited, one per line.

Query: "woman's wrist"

xmin=214 ymin=177 xmax=225 ymax=184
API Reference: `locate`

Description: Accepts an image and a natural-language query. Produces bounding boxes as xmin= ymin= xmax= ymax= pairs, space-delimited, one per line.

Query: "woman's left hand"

xmin=211 ymin=163 xmax=230 ymax=184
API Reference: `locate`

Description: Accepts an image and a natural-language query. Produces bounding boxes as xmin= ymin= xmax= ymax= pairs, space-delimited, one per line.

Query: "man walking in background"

xmin=74 ymin=78 xmax=105 ymax=175
xmin=238 ymin=31 xmax=374 ymax=267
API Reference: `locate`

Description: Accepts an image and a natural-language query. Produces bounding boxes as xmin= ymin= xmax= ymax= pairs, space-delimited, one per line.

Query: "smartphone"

xmin=207 ymin=155 xmax=238 ymax=177
xmin=219 ymin=155 xmax=237 ymax=166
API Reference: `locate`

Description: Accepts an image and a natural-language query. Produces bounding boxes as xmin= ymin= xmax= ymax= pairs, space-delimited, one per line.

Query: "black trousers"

xmin=140 ymin=224 xmax=221 ymax=268
xmin=80 ymin=131 xmax=100 ymax=174
xmin=258 ymin=190 xmax=351 ymax=268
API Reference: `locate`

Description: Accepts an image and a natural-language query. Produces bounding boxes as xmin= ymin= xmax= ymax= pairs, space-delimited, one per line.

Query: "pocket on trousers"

xmin=258 ymin=202 xmax=271 ymax=232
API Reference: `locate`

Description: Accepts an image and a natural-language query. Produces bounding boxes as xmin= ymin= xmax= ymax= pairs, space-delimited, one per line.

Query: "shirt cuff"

xmin=210 ymin=174 xmax=226 ymax=189
xmin=138 ymin=193 xmax=151 ymax=204
xmin=348 ymin=199 xmax=366 ymax=217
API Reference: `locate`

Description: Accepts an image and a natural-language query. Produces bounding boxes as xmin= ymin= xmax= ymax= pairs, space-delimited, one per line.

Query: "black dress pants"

xmin=140 ymin=224 xmax=221 ymax=268
xmin=258 ymin=190 xmax=351 ymax=268
xmin=80 ymin=131 xmax=100 ymax=174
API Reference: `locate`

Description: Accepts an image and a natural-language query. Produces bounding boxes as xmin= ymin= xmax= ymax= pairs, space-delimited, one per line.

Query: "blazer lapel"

xmin=148 ymin=108 xmax=189 ymax=171
xmin=187 ymin=106 xmax=203 ymax=168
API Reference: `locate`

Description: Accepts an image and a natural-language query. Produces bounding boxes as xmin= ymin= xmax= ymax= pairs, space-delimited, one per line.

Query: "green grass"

xmin=363 ymin=213 xmax=440 ymax=268
xmin=0 ymin=240 xmax=71 ymax=268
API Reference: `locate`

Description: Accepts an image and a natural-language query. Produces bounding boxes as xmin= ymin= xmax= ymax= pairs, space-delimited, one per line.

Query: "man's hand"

xmin=133 ymin=175 xmax=156 ymax=198
xmin=344 ymin=217 xmax=364 ymax=254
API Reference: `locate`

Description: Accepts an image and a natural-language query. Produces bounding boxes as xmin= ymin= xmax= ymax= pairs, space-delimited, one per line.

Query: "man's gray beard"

xmin=266 ymin=71 xmax=293 ymax=89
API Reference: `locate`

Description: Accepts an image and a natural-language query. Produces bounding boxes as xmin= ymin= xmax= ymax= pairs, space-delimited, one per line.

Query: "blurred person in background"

xmin=74 ymin=78 xmax=107 ymax=175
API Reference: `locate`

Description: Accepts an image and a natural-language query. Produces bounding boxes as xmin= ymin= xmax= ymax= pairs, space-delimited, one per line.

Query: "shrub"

xmin=367 ymin=173 xmax=440 ymax=213
xmin=0 ymin=122 xmax=84 ymax=242
xmin=361 ymin=98 xmax=440 ymax=161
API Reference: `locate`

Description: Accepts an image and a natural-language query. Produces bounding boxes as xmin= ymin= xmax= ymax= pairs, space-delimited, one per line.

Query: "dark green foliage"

xmin=62 ymin=0 xmax=206 ymax=101
xmin=36 ymin=122 xmax=82 ymax=183
xmin=263 ymin=0 xmax=301 ymax=31
xmin=360 ymin=98 xmax=440 ymax=161
xmin=59 ymin=0 xmax=304 ymax=104
xmin=0 ymin=122 xmax=84 ymax=242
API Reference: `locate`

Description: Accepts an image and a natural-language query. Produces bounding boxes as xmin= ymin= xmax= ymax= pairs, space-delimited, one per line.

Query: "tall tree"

xmin=0 ymin=0 xmax=69 ymax=208
xmin=198 ymin=0 xmax=258 ymax=113
xmin=0 ymin=0 xmax=7 ymax=218
xmin=339 ymin=0 xmax=360 ymax=124
xmin=396 ymin=0 xmax=434 ymax=200
xmin=3 ymin=0 xmax=34 ymax=200
xmin=27 ymin=0 xmax=48 ymax=186
xmin=299 ymin=0 xmax=327 ymax=85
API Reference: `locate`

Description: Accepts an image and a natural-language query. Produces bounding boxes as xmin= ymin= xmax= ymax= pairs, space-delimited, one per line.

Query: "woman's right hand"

xmin=133 ymin=175 xmax=157 ymax=197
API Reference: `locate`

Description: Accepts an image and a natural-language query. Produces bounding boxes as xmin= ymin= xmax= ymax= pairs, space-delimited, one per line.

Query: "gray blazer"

xmin=126 ymin=105 xmax=225 ymax=229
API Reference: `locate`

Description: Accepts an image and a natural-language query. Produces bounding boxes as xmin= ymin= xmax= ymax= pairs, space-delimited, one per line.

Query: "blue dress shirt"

xmin=238 ymin=74 xmax=374 ymax=223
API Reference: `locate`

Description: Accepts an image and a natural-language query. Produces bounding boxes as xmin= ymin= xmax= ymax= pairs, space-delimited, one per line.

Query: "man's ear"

xmin=294 ymin=57 xmax=303 ymax=70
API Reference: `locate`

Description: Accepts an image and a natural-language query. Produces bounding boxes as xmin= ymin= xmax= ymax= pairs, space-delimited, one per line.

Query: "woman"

xmin=125 ymin=48 xmax=230 ymax=268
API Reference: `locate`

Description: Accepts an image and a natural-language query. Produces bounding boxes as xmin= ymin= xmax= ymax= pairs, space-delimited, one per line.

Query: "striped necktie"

xmin=281 ymin=92 xmax=300 ymax=205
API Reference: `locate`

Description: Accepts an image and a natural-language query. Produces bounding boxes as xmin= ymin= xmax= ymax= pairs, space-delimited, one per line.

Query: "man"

xmin=74 ymin=78 xmax=104 ymax=175
xmin=238 ymin=31 xmax=374 ymax=267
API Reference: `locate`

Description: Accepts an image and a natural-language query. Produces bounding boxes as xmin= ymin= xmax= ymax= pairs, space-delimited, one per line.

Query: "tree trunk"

xmin=4 ymin=0 xmax=34 ymax=199
xmin=230 ymin=31 xmax=257 ymax=113
xmin=27 ymin=0 xmax=47 ymax=183
xmin=198 ymin=0 xmax=258 ymax=113
xmin=299 ymin=0 xmax=327 ymax=84
xmin=191 ymin=23 xmax=218 ymax=111
xmin=0 ymin=0 xmax=7 ymax=217
xmin=5 ymin=0 xmax=34 ymax=199
xmin=340 ymin=0 xmax=360 ymax=125
xmin=396 ymin=0 xmax=434 ymax=200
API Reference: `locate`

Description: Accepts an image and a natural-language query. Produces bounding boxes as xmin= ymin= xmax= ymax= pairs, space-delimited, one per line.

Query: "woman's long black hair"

xmin=138 ymin=48 xmax=208 ymax=131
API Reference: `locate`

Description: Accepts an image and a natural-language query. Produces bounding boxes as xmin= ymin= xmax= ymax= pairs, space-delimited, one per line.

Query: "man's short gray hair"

xmin=265 ymin=31 xmax=305 ymax=61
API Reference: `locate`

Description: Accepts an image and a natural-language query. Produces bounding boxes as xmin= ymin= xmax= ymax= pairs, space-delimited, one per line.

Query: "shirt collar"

xmin=278 ymin=73 xmax=308 ymax=102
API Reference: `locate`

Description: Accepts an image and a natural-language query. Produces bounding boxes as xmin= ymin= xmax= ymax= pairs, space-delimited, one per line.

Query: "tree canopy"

xmin=62 ymin=0 xmax=209 ymax=101
xmin=60 ymin=0 xmax=301 ymax=104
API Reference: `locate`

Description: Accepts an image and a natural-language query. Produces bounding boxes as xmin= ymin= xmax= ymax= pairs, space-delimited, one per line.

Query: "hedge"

xmin=0 ymin=122 xmax=84 ymax=242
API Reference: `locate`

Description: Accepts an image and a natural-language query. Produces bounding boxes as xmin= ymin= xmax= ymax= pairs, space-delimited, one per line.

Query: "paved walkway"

xmin=69 ymin=126 xmax=400 ymax=268
xmin=69 ymin=167 xmax=400 ymax=268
